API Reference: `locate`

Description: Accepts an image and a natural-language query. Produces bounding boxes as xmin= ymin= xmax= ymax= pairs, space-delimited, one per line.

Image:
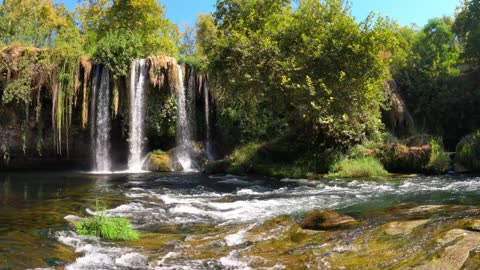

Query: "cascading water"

xmin=176 ymin=65 xmax=195 ymax=171
xmin=128 ymin=59 xmax=148 ymax=172
xmin=91 ymin=66 xmax=112 ymax=172
xmin=204 ymin=79 xmax=214 ymax=160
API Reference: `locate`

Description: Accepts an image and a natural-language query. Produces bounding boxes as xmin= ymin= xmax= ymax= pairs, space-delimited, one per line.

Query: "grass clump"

xmin=76 ymin=202 xmax=139 ymax=241
xmin=425 ymin=139 xmax=449 ymax=174
xmin=329 ymin=156 xmax=388 ymax=178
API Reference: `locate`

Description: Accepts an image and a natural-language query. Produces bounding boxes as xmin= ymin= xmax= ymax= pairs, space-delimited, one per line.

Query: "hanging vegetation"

xmin=147 ymin=55 xmax=178 ymax=92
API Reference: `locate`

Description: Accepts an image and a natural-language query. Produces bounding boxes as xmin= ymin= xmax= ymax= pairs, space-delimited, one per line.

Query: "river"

xmin=1 ymin=172 xmax=480 ymax=269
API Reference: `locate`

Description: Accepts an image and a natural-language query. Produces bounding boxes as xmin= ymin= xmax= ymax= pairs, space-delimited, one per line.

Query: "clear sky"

xmin=52 ymin=0 xmax=459 ymax=29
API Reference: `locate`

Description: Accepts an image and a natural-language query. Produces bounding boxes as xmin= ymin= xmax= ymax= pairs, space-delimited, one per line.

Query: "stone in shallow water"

xmin=147 ymin=153 xmax=171 ymax=172
xmin=302 ymin=210 xmax=358 ymax=230
xmin=415 ymin=229 xmax=480 ymax=270
xmin=384 ymin=219 xmax=430 ymax=236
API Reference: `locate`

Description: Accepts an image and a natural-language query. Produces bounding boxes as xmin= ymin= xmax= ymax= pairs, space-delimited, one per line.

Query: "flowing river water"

xmin=2 ymin=172 xmax=480 ymax=269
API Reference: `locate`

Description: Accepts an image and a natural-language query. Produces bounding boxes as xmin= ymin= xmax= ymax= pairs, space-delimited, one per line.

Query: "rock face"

xmin=466 ymin=219 xmax=480 ymax=232
xmin=302 ymin=210 xmax=358 ymax=230
xmin=384 ymin=219 xmax=429 ymax=236
xmin=147 ymin=153 xmax=171 ymax=172
xmin=415 ymin=229 xmax=480 ymax=270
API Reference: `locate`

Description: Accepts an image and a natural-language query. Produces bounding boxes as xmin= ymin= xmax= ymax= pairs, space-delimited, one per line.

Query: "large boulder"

xmin=415 ymin=229 xmax=480 ymax=270
xmin=384 ymin=220 xmax=429 ymax=236
xmin=147 ymin=152 xmax=171 ymax=172
xmin=302 ymin=210 xmax=359 ymax=230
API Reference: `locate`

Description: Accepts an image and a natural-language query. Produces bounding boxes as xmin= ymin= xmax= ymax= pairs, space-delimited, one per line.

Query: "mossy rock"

xmin=302 ymin=210 xmax=359 ymax=230
xmin=383 ymin=219 xmax=429 ymax=236
xmin=456 ymin=130 xmax=480 ymax=172
xmin=375 ymin=143 xmax=432 ymax=173
xmin=147 ymin=152 xmax=171 ymax=172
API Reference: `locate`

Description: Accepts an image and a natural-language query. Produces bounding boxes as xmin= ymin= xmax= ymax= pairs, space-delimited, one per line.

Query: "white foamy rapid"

xmin=112 ymin=175 xmax=480 ymax=226
xmin=91 ymin=66 xmax=112 ymax=172
xmin=175 ymin=65 xmax=196 ymax=172
xmin=57 ymin=231 xmax=149 ymax=270
xmin=128 ymin=59 xmax=148 ymax=172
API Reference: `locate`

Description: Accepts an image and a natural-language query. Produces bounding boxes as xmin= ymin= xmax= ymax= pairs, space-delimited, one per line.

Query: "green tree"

xmin=100 ymin=0 xmax=180 ymax=56
xmin=199 ymin=0 xmax=394 ymax=146
xmin=453 ymin=0 xmax=480 ymax=65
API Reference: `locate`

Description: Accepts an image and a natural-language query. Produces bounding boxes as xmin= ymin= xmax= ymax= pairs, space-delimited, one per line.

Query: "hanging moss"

xmin=80 ymin=57 xmax=92 ymax=129
xmin=112 ymin=76 xmax=119 ymax=118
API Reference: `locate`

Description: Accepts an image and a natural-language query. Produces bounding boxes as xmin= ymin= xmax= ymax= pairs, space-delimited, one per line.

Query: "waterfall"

xmin=204 ymin=80 xmax=214 ymax=160
xmin=127 ymin=59 xmax=148 ymax=172
xmin=91 ymin=66 xmax=112 ymax=172
xmin=176 ymin=65 xmax=195 ymax=171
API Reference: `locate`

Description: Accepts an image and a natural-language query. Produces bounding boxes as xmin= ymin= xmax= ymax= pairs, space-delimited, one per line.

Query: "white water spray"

xmin=128 ymin=59 xmax=148 ymax=172
xmin=204 ymin=79 xmax=214 ymax=160
xmin=176 ymin=65 xmax=195 ymax=171
xmin=91 ymin=66 xmax=112 ymax=172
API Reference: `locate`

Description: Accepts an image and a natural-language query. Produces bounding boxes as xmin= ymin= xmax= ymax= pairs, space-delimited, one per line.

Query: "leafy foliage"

xmin=425 ymin=138 xmax=450 ymax=174
xmin=453 ymin=0 xmax=480 ymax=65
xmin=198 ymin=0 xmax=395 ymax=146
xmin=456 ymin=130 xmax=480 ymax=172
xmin=94 ymin=31 xmax=142 ymax=76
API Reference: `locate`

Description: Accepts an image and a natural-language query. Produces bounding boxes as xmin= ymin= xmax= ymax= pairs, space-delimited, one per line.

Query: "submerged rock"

xmin=302 ymin=210 xmax=358 ymax=230
xmin=147 ymin=153 xmax=171 ymax=172
xmin=384 ymin=219 xmax=429 ymax=236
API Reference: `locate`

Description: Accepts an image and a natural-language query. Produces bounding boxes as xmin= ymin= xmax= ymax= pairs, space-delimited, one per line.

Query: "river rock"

xmin=415 ymin=229 xmax=480 ymax=270
xmin=384 ymin=219 xmax=429 ymax=236
xmin=466 ymin=219 xmax=480 ymax=232
xmin=147 ymin=153 xmax=171 ymax=172
xmin=302 ymin=210 xmax=358 ymax=230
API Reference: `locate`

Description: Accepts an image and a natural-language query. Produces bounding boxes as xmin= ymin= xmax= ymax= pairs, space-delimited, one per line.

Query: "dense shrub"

xmin=456 ymin=130 xmax=480 ymax=172
xmin=203 ymin=140 xmax=342 ymax=178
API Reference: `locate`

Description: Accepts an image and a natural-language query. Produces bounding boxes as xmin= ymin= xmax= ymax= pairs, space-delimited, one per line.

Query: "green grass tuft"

xmin=329 ymin=156 xmax=388 ymax=178
xmin=425 ymin=139 xmax=449 ymax=174
xmin=76 ymin=202 xmax=139 ymax=241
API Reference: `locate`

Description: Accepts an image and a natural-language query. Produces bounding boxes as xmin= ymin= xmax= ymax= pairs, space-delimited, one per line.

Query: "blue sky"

xmin=53 ymin=0 xmax=459 ymax=29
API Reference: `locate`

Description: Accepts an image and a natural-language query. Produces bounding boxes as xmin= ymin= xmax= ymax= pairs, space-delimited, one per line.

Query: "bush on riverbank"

xmin=456 ymin=130 xmax=480 ymax=172
xmin=76 ymin=203 xmax=139 ymax=241
xmin=203 ymin=138 xmax=343 ymax=178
